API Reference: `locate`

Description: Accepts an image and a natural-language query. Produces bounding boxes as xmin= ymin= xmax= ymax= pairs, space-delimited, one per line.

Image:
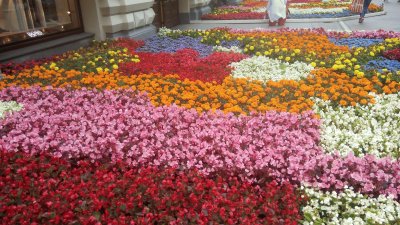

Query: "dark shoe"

xmin=269 ymin=20 xmax=277 ymax=26
xmin=359 ymin=17 xmax=364 ymax=23
xmin=278 ymin=18 xmax=286 ymax=26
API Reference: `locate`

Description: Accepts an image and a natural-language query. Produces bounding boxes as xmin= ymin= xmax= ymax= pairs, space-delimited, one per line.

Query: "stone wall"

xmin=80 ymin=0 xmax=156 ymax=40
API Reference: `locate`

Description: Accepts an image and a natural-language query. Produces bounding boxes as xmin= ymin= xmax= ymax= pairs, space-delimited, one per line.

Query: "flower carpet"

xmin=1 ymin=27 xmax=400 ymax=224
xmin=202 ymin=0 xmax=383 ymax=20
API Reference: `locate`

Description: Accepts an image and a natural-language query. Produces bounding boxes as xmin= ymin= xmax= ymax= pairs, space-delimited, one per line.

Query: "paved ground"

xmin=174 ymin=1 xmax=400 ymax=32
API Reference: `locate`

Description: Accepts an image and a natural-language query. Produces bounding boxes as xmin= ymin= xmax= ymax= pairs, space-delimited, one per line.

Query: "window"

xmin=0 ymin=0 xmax=82 ymax=46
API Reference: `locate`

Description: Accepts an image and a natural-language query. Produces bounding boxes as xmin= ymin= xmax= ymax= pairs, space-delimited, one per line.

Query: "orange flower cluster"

xmin=367 ymin=3 xmax=383 ymax=13
xmin=0 ymin=68 xmax=310 ymax=114
xmin=232 ymin=29 xmax=350 ymax=60
xmin=298 ymin=69 xmax=400 ymax=106
xmin=2 ymin=67 xmax=399 ymax=115
xmin=241 ymin=0 xmax=266 ymax=7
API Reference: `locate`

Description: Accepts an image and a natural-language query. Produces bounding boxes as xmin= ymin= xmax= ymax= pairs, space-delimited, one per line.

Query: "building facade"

xmin=0 ymin=0 xmax=213 ymax=63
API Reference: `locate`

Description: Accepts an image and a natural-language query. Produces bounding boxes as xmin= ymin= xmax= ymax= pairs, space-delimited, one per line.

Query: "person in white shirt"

xmin=267 ymin=0 xmax=288 ymax=26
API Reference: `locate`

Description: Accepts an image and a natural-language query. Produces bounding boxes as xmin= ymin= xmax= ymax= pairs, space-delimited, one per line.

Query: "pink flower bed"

xmin=1 ymin=87 xmax=400 ymax=198
xmin=327 ymin=29 xmax=400 ymax=39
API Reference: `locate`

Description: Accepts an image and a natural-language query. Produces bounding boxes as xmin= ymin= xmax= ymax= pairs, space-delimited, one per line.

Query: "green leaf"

xmin=93 ymin=211 xmax=101 ymax=220
xmin=119 ymin=204 xmax=127 ymax=212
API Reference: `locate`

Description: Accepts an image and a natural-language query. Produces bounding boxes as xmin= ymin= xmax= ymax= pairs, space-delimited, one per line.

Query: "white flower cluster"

xmin=290 ymin=2 xmax=350 ymax=7
xmin=289 ymin=7 xmax=347 ymax=15
xmin=157 ymin=27 xmax=182 ymax=37
xmin=230 ymin=56 xmax=313 ymax=82
xmin=301 ymin=185 xmax=400 ymax=225
xmin=0 ymin=101 xmax=23 ymax=119
xmin=313 ymin=93 xmax=400 ymax=158
xmin=252 ymin=7 xmax=267 ymax=13
xmin=212 ymin=45 xmax=243 ymax=53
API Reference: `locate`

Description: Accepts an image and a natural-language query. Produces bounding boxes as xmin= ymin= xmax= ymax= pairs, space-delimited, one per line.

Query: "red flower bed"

xmin=112 ymin=38 xmax=145 ymax=52
xmin=0 ymin=150 xmax=305 ymax=225
xmin=383 ymin=48 xmax=400 ymax=61
xmin=201 ymin=12 xmax=265 ymax=20
xmin=120 ymin=49 xmax=247 ymax=83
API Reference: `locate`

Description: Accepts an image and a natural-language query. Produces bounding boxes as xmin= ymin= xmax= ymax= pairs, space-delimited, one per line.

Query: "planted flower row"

xmin=166 ymin=28 xmax=400 ymax=82
xmin=202 ymin=1 xmax=383 ymax=20
xmin=2 ymin=67 xmax=398 ymax=114
xmin=2 ymin=87 xmax=400 ymax=198
xmin=0 ymin=150 xmax=304 ymax=225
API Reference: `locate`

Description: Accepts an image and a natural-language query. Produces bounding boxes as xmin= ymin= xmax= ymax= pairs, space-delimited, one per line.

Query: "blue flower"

xmin=329 ymin=38 xmax=384 ymax=48
xmin=137 ymin=35 xmax=213 ymax=57
xmin=364 ymin=57 xmax=400 ymax=73
xmin=219 ymin=40 xmax=242 ymax=48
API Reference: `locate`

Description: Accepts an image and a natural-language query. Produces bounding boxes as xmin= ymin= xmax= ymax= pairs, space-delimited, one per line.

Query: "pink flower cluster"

xmin=326 ymin=29 xmax=400 ymax=39
xmin=0 ymin=87 xmax=320 ymax=174
xmin=1 ymin=87 xmax=400 ymax=198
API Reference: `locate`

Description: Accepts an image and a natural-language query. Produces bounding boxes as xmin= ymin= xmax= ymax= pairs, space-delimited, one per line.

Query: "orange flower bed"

xmin=241 ymin=0 xmax=266 ymax=8
xmin=230 ymin=30 xmax=350 ymax=62
xmin=297 ymin=68 xmax=400 ymax=107
xmin=2 ymin=67 xmax=399 ymax=115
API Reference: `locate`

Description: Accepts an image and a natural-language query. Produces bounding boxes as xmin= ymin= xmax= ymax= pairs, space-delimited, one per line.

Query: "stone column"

xmin=79 ymin=0 xmax=105 ymax=40
xmin=178 ymin=0 xmax=190 ymax=24
xmin=190 ymin=0 xmax=211 ymax=20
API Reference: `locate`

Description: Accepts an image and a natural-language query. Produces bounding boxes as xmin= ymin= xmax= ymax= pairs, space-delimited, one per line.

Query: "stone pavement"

xmin=174 ymin=0 xmax=400 ymax=32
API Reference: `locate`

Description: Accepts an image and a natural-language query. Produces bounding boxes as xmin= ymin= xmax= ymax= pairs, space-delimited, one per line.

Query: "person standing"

xmin=267 ymin=0 xmax=288 ymax=26
xmin=359 ymin=0 xmax=372 ymax=23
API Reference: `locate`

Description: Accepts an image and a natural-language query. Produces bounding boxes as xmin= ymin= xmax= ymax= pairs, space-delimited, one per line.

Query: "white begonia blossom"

xmin=213 ymin=45 xmax=243 ymax=53
xmin=252 ymin=7 xmax=267 ymax=13
xmin=313 ymin=93 xmax=400 ymax=158
xmin=0 ymin=101 xmax=23 ymax=118
xmin=301 ymin=185 xmax=400 ymax=225
xmin=289 ymin=7 xmax=347 ymax=15
xmin=230 ymin=56 xmax=314 ymax=82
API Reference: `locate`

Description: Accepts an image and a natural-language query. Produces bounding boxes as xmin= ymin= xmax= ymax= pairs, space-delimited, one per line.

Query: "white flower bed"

xmin=158 ymin=27 xmax=181 ymax=37
xmin=252 ymin=7 xmax=267 ymax=13
xmin=289 ymin=7 xmax=347 ymax=15
xmin=213 ymin=45 xmax=243 ymax=53
xmin=0 ymin=101 xmax=23 ymax=118
xmin=230 ymin=56 xmax=313 ymax=82
xmin=301 ymin=186 xmax=400 ymax=225
xmin=313 ymin=93 xmax=400 ymax=158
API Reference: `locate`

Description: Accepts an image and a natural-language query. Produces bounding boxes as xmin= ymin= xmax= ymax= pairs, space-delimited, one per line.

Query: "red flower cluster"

xmin=201 ymin=12 xmax=265 ymax=20
xmin=0 ymin=150 xmax=305 ymax=225
xmin=120 ymin=49 xmax=247 ymax=83
xmin=383 ymin=48 xmax=400 ymax=61
xmin=0 ymin=56 xmax=61 ymax=75
xmin=112 ymin=38 xmax=145 ymax=52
